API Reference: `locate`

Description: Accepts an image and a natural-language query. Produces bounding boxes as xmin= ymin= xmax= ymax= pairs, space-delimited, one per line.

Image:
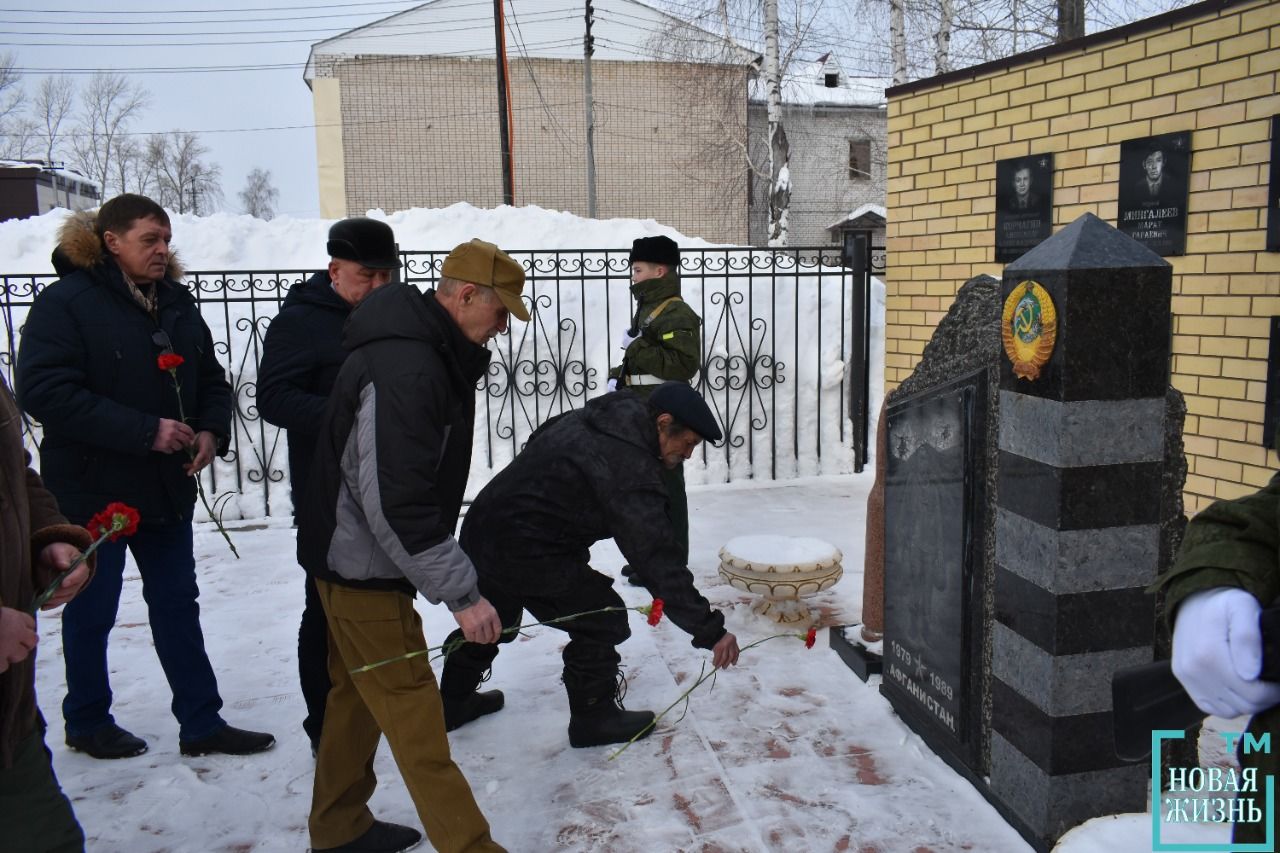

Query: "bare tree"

xmin=147 ymin=130 xmax=223 ymax=214
xmin=0 ymin=51 xmax=27 ymax=156
xmin=70 ymin=72 xmax=148 ymax=197
xmin=238 ymin=167 xmax=279 ymax=219
xmin=111 ymin=134 xmax=158 ymax=197
xmin=34 ymin=75 xmax=75 ymax=166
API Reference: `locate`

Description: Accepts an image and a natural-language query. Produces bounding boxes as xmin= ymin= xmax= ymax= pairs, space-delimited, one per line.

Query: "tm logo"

xmin=1152 ymin=730 xmax=1274 ymax=852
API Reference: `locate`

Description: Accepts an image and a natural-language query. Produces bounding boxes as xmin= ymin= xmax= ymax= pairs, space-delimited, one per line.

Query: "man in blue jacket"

xmin=258 ymin=217 xmax=397 ymax=753
xmin=16 ymin=194 xmax=274 ymax=760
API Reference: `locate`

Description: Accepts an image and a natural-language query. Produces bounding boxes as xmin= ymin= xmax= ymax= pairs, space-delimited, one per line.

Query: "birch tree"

xmin=70 ymin=72 xmax=148 ymax=196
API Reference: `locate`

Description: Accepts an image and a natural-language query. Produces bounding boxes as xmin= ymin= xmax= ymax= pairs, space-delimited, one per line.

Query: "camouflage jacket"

xmin=609 ymin=271 xmax=701 ymax=394
xmin=1152 ymin=474 xmax=1280 ymax=844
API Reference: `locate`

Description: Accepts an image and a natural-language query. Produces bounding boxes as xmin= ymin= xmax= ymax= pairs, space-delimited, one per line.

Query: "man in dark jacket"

xmin=440 ymin=382 xmax=740 ymax=749
xmin=608 ymin=235 xmax=702 ymax=584
xmin=16 ymin=194 xmax=274 ymax=760
xmin=258 ymin=216 xmax=398 ymax=752
xmin=0 ymin=373 xmax=93 ymax=851
xmin=297 ymin=238 xmax=526 ymax=853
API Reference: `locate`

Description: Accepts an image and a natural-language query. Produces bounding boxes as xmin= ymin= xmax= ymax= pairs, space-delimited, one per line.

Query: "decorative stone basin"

xmin=718 ymin=534 xmax=843 ymax=624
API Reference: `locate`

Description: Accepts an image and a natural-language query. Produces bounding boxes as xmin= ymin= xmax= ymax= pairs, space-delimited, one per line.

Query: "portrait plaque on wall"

xmin=1268 ymin=115 xmax=1279 ymax=253
xmin=1117 ymin=131 xmax=1191 ymax=256
xmin=994 ymin=154 xmax=1054 ymax=262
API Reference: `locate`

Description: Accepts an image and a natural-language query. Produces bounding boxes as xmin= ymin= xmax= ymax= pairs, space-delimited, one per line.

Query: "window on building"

xmin=824 ymin=72 xmax=839 ymax=88
xmin=849 ymin=139 xmax=871 ymax=180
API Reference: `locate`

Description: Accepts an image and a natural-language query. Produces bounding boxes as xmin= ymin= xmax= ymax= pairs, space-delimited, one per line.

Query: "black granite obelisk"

xmin=991 ymin=212 xmax=1172 ymax=847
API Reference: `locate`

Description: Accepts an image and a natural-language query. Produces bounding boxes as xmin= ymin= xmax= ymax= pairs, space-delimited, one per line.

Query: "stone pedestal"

xmin=989 ymin=213 xmax=1172 ymax=849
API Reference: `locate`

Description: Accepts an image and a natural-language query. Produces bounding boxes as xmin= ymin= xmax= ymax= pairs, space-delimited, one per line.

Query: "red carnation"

xmin=157 ymin=353 xmax=185 ymax=372
xmin=647 ymin=598 xmax=664 ymax=626
xmin=88 ymin=502 xmax=141 ymax=542
xmin=804 ymin=627 xmax=817 ymax=649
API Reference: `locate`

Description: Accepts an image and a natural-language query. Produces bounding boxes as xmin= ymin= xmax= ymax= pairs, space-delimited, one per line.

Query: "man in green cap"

xmin=297 ymin=238 xmax=526 ymax=853
xmin=607 ymin=235 xmax=701 ymax=585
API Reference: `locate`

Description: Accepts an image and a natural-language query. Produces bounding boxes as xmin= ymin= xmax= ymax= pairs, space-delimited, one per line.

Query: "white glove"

xmin=606 ymin=377 xmax=618 ymax=392
xmin=618 ymin=329 xmax=638 ymax=351
xmin=1171 ymin=587 xmax=1280 ymax=719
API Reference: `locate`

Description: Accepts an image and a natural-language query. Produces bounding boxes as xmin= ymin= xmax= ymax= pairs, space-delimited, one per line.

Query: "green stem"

xmin=169 ymin=368 xmax=238 ymax=559
xmin=350 ymin=604 xmax=647 ymax=675
xmin=607 ymin=633 xmax=803 ymax=760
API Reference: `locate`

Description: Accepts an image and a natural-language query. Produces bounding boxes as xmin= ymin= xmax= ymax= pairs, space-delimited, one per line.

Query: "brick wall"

xmin=326 ymin=55 xmax=750 ymax=244
xmin=886 ymin=0 xmax=1280 ymax=513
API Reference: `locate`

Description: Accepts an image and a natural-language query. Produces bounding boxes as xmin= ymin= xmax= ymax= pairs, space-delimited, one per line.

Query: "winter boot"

xmin=566 ymin=672 xmax=656 ymax=748
xmin=442 ymin=690 xmax=505 ymax=732
xmin=440 ymin=654 xmax=504 ymax=732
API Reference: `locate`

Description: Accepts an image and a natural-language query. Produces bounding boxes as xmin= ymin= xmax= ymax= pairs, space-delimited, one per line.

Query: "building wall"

xmin=320 ymin=55 xmax=750 ymax=244
xmin=886 ymin=0 xmax=1280 ymax=514
xmin=748 ymin=103 xmax=888 ymax=245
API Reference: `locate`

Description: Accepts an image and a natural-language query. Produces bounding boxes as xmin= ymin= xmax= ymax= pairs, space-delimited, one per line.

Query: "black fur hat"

xmin=629 ymin=235 xmax=680 ymax=267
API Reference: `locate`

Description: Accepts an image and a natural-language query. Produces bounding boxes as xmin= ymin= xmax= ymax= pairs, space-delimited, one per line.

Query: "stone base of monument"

xmin=829 ymin=625 xmax=883 ymax=681
xmin=718 ymin=535 xmax=842 ymax=625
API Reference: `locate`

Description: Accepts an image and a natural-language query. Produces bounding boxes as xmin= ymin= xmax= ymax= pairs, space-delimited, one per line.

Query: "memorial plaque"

xmin=1268 ymin=115 xmax=1280 ymax=253
xmin=1116 ymin=131 xmax=1191 ymax=256
xmin=882 ymin=370 xmax=987 ymax=767
xmin=995 ymin=154 xmax=1054 ymax=262
xmin=1267 ymin=316 xmax=1280 ymax=449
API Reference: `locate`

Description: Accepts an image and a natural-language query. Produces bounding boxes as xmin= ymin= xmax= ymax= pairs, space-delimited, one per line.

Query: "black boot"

xmin=443 ymin=690 xmax=505 ymax=732
xmin=566 ymin=672 xmax=656 ymax=748
xmin=440 ymin=654 xmax=504 ymax=732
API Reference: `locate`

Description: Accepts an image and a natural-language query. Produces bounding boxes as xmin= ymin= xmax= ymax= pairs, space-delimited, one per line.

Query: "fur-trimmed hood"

xmin=52 ymin=208 xmax=185 ymax=280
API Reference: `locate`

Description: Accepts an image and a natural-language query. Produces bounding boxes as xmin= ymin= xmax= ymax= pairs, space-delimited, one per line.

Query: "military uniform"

xmin=1153 ymin=474 xmax=1280 ymax=846
xmin=609 ymin=268 xmax=701 ymax=562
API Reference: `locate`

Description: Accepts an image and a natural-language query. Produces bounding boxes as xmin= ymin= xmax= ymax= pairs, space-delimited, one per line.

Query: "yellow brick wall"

xmin=886 ymin=0 xmax=1280 ymax=515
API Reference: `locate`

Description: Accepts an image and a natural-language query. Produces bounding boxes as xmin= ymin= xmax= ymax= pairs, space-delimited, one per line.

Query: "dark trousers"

xmin=299 ymin=573 xmax=331 ymax=748
xmin=441 ymin=566 xmax=631 ymax=707
xmin=61 ymin=521 xmax=225 ymax=741
xmin=0 ymin=721 xmax=84 ymax=852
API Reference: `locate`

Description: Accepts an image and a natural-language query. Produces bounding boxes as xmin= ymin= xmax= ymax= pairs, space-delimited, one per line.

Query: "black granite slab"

xmin=996 ymin=452 xmax=1162 ymax=530
xmin=994 ymin=566 xmax=1156 ymax=655
xmin=991 ymin=677 xmax=1129 ymax=775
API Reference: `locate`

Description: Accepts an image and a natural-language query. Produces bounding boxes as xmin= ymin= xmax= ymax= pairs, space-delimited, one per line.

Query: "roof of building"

xmin=305 ymin=0 xmax=756 ymax=81
xmin=0 ymin=159 xmax=101 ymax=189
xmin=749 ymin=54 xmax=888 ymax=108
xmin=826 ymin=203 xmax=887 ymax=232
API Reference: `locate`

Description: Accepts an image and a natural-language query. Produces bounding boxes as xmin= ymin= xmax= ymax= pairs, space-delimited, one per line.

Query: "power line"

xmin=0 ymin=0 xmax=421 ymax=13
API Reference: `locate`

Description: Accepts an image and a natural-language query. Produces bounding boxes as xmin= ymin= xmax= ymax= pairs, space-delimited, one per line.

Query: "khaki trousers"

xmin=309 ymin=579 xmax=504 ymax=853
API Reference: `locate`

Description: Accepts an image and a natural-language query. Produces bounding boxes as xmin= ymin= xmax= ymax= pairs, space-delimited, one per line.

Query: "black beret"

xmin=650 ymin=382 xmax=723 ymax=443
xmin=629 ymin=235 xmax=680 ymax=267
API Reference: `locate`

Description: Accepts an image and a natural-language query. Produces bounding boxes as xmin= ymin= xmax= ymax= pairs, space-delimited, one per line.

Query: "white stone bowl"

xmin=718 ymin=535 xmax=843 ymax=624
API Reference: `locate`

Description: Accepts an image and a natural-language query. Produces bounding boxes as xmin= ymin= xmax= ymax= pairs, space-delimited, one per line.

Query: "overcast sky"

xmin=4 ymin=0 xmax=430 ymax=218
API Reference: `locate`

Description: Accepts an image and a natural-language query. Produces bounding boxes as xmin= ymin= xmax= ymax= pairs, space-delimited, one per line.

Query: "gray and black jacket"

xmin=297 ymin=283 xmax=489 ymax=610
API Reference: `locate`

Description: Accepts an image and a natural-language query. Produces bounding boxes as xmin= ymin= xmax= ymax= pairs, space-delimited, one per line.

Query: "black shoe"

xmin=443 ymin=689 xmax=505 ymax=732
xmin=569 ymin=704 xmax=656 ymax=748
xmin=66 ymin=723 xmax=148 ymax=759
xmin=313 ymin=820 xmax=423 ymax=853
xmin=619 ymin=564 xmax=645 ymax=587
xmin=179 ymin=724 xmax=275 ymax=757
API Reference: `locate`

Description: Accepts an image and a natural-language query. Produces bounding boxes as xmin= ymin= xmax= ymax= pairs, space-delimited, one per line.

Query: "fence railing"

xmin=1 ymin=245 xmax=875 ymax=520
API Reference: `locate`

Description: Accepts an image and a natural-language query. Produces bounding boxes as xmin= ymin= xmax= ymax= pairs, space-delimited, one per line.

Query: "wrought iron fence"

xmin=1 ymin=245 xmax=878 ymax=520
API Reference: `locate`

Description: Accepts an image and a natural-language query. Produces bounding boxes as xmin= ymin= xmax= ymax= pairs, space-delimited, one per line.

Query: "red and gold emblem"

xmin=1001 ymin=280 xmax=1057 ymax=381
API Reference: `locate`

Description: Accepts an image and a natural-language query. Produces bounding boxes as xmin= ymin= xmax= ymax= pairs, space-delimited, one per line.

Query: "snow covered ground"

xmin=33 ymin=474 xmax=1236 ymax=852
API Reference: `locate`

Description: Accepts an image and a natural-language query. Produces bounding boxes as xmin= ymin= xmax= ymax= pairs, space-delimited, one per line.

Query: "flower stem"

xmin=28 ymin=519 xmax=123 ymax=613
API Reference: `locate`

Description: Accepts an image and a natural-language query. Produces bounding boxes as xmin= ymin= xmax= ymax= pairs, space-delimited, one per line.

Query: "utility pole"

xmin=583 ymin=0 xmax=597 ymax=218
xmin=494 ymin=0 xmax=515 ymax=205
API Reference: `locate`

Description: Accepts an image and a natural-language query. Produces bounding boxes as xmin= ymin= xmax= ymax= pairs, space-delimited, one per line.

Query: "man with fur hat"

xmin=258 ymin=216 xmax=398 ymax=753
xmin=16 ymin=193 xmax=275 ymax=761
xmin=607 ymin=234 xmax=702 ymax=585
xmin=440 ymin=382 xmax=739 ymax=749
xmin=0 ymin=372 xmax=94 ymax=850
xmin=297 ymin=238 xmax=526 ymax=853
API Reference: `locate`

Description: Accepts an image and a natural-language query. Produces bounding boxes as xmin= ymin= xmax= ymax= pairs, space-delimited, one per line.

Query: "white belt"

xmin=625 ymin=374 xmax=665 ymax=386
